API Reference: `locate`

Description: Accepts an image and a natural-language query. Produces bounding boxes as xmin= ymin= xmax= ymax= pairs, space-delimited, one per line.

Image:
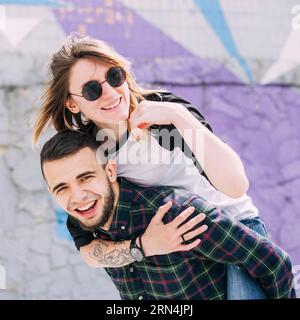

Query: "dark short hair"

xmin=40 ymin=130 xmax=101 ymax=180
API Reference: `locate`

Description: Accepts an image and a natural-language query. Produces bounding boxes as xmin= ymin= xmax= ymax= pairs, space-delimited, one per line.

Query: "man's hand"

xmin=141 ymin=201 xmax=207 ymax=257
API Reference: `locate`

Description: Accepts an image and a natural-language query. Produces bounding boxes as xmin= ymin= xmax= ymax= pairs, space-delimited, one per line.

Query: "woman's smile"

xmin=100 ymin=97 xmax=122 ymax=111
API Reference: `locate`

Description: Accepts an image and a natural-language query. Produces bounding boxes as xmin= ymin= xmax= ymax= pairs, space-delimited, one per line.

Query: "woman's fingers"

xmin=151 ymin=201 xmax=173 ymax=223
xmin=130 ymin=117 xmax=142 ymax=132
xmin=129 ymin=104 xmax=154 ymax=129
xmin=129 ymin=106 xmax=143 ymax=125
xmin=137 ymin=122 xmax=150 ymax=129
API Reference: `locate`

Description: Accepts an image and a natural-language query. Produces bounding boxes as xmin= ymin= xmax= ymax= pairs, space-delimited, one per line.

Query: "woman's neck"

xmin=95 ymin=120 xmax=128 ymax=142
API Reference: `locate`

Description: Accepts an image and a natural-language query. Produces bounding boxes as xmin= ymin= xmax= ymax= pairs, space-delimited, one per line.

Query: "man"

xmin=40 ymin=130 xmax=295 ymax=300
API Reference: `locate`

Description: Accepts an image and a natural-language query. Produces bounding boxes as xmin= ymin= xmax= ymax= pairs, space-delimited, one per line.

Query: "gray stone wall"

xmin=0 ymin=84 xmax=119 ymax=299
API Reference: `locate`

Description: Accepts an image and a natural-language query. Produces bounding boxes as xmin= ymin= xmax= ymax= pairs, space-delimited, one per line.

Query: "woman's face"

xmin=66 ymin=58 xmax=131 ymax=127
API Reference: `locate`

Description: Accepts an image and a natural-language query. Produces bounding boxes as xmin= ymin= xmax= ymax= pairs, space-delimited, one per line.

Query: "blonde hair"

xmin=32 ymin=34 xmax=163 ymax=145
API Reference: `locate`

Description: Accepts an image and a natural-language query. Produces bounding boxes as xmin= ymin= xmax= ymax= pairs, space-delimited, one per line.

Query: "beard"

xmin=74 ymin=181 xmax=115 ymax=233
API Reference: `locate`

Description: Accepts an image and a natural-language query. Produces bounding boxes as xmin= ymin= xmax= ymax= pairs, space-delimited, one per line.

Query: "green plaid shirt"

xmin=67 ymin=178 xmax=295 ymax=300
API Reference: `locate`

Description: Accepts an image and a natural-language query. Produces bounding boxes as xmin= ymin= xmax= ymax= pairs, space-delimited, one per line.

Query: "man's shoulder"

xmin=124 ymin=178 xmax=214 ymax=217
xmin=123 ymin=178 xmax=176 ymax=207
xmin=121 ymin=177 xmax=174 ymax=208
xmin=169 ymin=191 xmax=215 ymax=214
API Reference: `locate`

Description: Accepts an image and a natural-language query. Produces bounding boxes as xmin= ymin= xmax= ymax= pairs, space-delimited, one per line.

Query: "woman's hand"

xmin=129 ymin=97 xmax=249 ymax=198
xmin=129 ymin=100 xmax=181 ymax=130
xmin=141 ymin=201 xmax=208 ymax=257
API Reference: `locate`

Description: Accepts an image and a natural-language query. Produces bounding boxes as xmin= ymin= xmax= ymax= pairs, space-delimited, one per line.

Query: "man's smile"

xmin=74 ymin=199 xmax=98 ymax=218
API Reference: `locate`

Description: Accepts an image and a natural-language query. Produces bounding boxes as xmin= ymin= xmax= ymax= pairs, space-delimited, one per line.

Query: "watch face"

xmin=130 ymin=247 xmax=143 ymax=262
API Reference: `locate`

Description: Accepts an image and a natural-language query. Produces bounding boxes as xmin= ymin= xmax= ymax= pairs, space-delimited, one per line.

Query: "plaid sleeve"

xmin=186 ymin=196 xmax=295 ymax=299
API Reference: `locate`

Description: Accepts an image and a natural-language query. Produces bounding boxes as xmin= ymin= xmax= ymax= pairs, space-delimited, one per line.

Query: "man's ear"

xmin=105 ymin=159 xmax=117 ymax=182
xmin=65 ymin=98 xmax=80 ymax=114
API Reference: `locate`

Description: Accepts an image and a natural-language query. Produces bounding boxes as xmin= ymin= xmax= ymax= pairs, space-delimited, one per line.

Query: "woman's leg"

xmin=227 ymin=216 xmax=269 ymax=300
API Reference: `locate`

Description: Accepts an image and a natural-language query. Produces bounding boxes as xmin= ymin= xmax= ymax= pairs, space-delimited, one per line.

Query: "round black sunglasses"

xmin=69 ymin=66 xmax=126 ymax=101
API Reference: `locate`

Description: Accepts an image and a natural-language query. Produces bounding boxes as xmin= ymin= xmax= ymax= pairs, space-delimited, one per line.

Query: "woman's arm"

xmin=129 ymin=97 xmax=249 ymax=198
xmin=79 ymin=202 xmax=207 ymax=268
xmin=172 ymin=103 xmax=249 ymax=198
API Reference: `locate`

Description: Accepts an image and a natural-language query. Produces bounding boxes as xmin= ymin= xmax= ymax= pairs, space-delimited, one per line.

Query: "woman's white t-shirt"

xmin=109 ymin=131 xmax=259 ymax=221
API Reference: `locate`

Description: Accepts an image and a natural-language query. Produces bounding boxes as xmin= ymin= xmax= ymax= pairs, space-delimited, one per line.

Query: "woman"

xmin=33 ymin=34 xmax=267 ymax=299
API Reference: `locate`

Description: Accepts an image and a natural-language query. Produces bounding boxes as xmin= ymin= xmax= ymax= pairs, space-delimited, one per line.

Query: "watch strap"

xmin=137 ymin=234 xmax=147 ymax=260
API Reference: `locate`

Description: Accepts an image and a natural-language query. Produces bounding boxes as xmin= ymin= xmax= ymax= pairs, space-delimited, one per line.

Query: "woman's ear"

xmin=65 ymin=98 xmax=80 ymax=114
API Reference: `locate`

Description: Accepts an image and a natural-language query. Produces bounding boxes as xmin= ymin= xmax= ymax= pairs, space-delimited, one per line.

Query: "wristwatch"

xmin=129 ymin=237 xmax=144 ymax=262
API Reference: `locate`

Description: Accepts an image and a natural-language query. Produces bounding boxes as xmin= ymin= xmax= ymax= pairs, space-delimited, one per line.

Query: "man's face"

xmin=43 ymin=147 xmax=116 ymax=231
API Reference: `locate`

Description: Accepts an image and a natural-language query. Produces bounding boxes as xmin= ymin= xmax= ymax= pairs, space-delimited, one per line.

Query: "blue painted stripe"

xmin=55 ymin=207 xmax=73 ymax=241
xmin=194 ymin=0 xmax=253 ymax=81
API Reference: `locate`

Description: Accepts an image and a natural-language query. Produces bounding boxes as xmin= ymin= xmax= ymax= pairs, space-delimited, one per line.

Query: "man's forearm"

xmin=80 ymin=239 xmax=134 ymax=268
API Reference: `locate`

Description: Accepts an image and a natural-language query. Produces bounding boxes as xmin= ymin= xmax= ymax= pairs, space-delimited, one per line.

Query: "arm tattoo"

xmin=89 ymin=239 xmax=134 ymax=267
